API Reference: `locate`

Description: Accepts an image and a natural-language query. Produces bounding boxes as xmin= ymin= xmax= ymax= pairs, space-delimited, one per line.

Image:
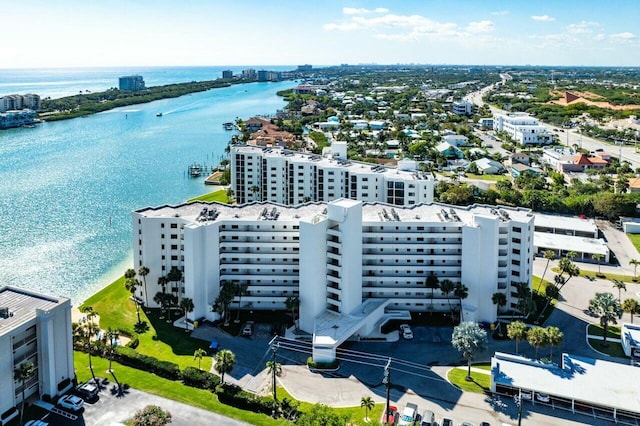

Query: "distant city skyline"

xmin=4 ymin=0 xmax=639 ymax=68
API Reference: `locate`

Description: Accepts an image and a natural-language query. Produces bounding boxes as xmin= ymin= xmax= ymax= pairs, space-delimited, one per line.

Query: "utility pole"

xmin=383 ymin=358 xmax=391 ymax=424
xmin=271 ymin=342 xmax=278 ymax=401
xmin=514 ymin=389 xmax=523 ymax=426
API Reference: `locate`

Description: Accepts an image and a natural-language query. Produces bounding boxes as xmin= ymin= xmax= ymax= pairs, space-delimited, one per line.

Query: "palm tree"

xmin=216 ymin=281 xmax=236 ymax=325
xmin=167 ymin=266 xmax=183 ymax=301
xmin=538 ymin=256 xmax=580 ymax=319
xmin=180 ymin=297 xmax=195 ymax=332
xmin=82 ymin=321 xmax=99 ymax=382
xmin=612 ymin=280 xmax=627 ymax=302
xmin=125 ymin=277 xmax=142 ymax=323
xmin=424 ymin=272 xmax=440 ymax=313
xmin=507 ymin=321 xmax=528 ymax=354
xmin=491 ymin=292 xmax=507 ymax=321
xmin=537 ymin=250 xmax=556 ymax=292
xmin=527 ymin=327 xmax=548 ymax=359
xmin=14 ymin=362 xmax=36 ymax=426
xmin=623 ymin=298 xmax=640 ymax=324
xmin=266 ymin=359 xmax=282 ymax=400
xmin=106 ymin=328 xmax=119 ymax=372
xmin=589 ymin=292 xmax=623 ymax=347
xmin=214 ymin=349 xmax=236 ymax=384
xmin=454 ymin=283 xmax=469 ymax=322
xmin=592 ymin=253 xmax=604 ymax=274
xmin=440 ymin=279 xmax=455 ymax=322
xmin=515 ymin=283 xmax=535 ymax=319
xmin=452 ymin=321 xmax=487 ymax=381
xmin=124 ymin=268 xmax=136 ymax=280
xmin=138 ymin=265 xmax=150 ymax=310
xmin=360 ymin=396 xmax=375 ymax=422
xmin=630 ymin=259 xmax=640 ymax=280
xmin=285 ymin=296 xmax=300 ymax=330
xmin=234 ymin=283 xmax=248 ymax=323
xmin=193 ymin=348 xmax=207 ymax=370
xmin=545 ymin=326 xmax=564 ymax=363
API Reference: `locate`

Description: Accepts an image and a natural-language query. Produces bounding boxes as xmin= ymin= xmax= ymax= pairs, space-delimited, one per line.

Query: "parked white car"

xmin=399 ymin=324 xmax=414 ymax=340
xmin=58 ymin=394 xmax=84 ymax=411
xmin=536 ymin=393 xmax=550 ymax=403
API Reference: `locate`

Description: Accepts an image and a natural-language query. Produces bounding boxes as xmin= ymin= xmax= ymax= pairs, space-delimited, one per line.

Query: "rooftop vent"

xmin=0 ymin=307 xmax=11 ymax=319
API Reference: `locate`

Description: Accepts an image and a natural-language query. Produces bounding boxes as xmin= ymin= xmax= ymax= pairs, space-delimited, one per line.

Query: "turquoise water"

xmin=0 ymin=79 xmax=294 ymax=303
xmin=0 ymin=65 xmax=294 ymax=99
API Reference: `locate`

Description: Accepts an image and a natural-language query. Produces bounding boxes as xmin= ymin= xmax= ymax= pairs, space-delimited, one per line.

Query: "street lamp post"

xmin=514 ymin=389 xmax=523 ymax=426
xmin=383 ymin=358 xmax=391 ymax=425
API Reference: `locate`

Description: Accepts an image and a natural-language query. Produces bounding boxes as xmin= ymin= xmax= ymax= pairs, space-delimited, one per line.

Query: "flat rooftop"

xmin=492 ymin=352 xmax=640 ymax=414
xmin=233 ymin=145 xmax=433 ymax=182
xmin=533 ymin=232 xmax=608 ymax=255
xmin=135 ymin=200 xmax=534 ymax=227
xmin=534 ymin=213 xmax=598 ymax=235
xmin=0 ymin=286 xmax=67 ymax=335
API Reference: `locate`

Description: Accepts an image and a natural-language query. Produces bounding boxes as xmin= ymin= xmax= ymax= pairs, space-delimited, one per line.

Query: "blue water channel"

xmin=0 ymin=80 xmax=294 ymax=303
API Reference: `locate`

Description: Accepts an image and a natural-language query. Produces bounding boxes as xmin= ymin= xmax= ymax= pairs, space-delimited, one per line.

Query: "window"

xmin=170 ymin=223 xmax=178 ymax=229
xmin=170 ymin=234 xmax=178 ymax=240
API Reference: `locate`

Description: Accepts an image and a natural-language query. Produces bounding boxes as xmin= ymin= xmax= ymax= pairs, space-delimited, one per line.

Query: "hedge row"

xmin=114 ymin=346 xmax=181 ymax=380
xmin=181 ymin=367 xmax=220 ymax=390
xmin=215 ymin=383 xmax=275 ymax=415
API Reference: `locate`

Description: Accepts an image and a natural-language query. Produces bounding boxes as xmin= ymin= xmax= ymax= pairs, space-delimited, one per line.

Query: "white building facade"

xmin=0 ymin=287 xmax=74 ymax=424
xmin=132 ymin=200 xmax=534 ymax=360
xmin=230 ymin=145 xmax=435 ymax=206
xmin=493 ymin=113 xmax=552 ymax=145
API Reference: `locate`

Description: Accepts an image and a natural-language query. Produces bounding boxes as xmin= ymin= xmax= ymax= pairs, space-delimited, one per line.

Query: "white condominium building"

xmin=0 ymin=287 xmax=74 ymax=424
xmin=493 ymin=112 xmax=551 ymax=145
xmin=133 ymin=199 xmax=534 ymax=361
xmin=230 ymin=144 xmax=434 ymax=206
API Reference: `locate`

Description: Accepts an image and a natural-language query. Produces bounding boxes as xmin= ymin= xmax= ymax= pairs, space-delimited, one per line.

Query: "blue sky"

xmin=4 ymin=0 xmax=639 ymax=68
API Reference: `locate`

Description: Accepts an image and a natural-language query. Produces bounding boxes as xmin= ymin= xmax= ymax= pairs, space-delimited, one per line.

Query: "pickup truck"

xmin=398 ymin=402 xmax=418 ymax=426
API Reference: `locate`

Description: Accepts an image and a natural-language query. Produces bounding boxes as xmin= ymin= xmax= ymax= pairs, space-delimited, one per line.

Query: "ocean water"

xmin=0 ymin=65 xmax=294 ymax=99
xmin=0 ymin=73 xmax=294 ymax=303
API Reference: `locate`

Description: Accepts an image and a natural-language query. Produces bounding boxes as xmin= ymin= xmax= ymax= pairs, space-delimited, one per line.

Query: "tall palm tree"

xmin=592 ymin=253 xmax=604 ymax=274
xmin=285 ymin=296 xmax=300 ymax=330
xmin=527 ymin=327 xmax=548 ymax=359
xmin=234 ymin=283 xmax=248 ymax=323
xmin=507 ymin=321 xmax=528 ymax=354
xmin=492 ymin=292 xmax=507 ymax=332
xmin=589 ymin=292 xmax=623 ymax=347
xmin=538 ymin=256 xmax=580 ymax=319
xmin=124 ymin=268 xmax=136 ymax=280
xmin=439 ymin=279 xmax=455 ymax=322
xmin=454 ymin=283 xmax=469 ymax=323
xmin=425 ymin=272 xmax=440 ymax=313
xmin=193 ymin=348 xmax=207 ymax=370
xmin=216 ymin=281 xmax=236 ymax=325
xmin=623 ymin=298 xmax=640 ymax=324
xmin=83 ymin=321 xmax=99 ymax=383
xmin=612 ymin=280 xmax=627 ymax=302
xmin=167 ymin=266 xmax=183 ymax=301
xmin=360 ymin=396 xmax=375 ymax=422
xmin=452 ymin=321 xmax=487 ymax=381
xmin=537 ymin=250 xmax=556 ymax=292
xmin=138 ymin=265 xmax=150 ymax=310
xmin=214 ymin=349 xmax=236 ymax=384
xmin=125 ymin=277 xmax=142 ymax=323
xmin=629 ymin=259 xmax=640 ymax=280
xmin=14 ymin=362 xmax=36 ymax=426
xmin=545 ymin=326 xmax=564 ymax=363
xmin=106 ymin=328 xmax=119 ymax=372
xmin=180 ymin=297 xmax=195 ymax=332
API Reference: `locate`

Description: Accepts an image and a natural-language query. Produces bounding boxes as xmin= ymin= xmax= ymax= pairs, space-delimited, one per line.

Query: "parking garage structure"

xmin=491 ymin=352 xmax=640 ymax=425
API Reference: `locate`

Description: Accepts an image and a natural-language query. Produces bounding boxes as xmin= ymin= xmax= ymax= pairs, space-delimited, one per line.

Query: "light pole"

xmin=514 ymin=389 xmax=523 ymax=426
xmin=383 ymin=358 xmax=391 ymax=425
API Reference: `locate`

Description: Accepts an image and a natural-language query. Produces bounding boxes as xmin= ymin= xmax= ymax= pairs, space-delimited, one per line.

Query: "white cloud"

xmin=593 ymin=33 xmax=606 ymax=41
xmin=323 ymin=22 xmax=359 ymax=31
xmin=467 ymin=20 xmax=494 ymax=34
xmin=343 ymin=7 xmax=389 ymax=15
xmin=566 ymin=21 xmax=600 ymax=34
xmin=610 ymin=32 xmax=636 ymax=42
xmin=491 ymin=10 xmax=509 ymax=16
xmin=531 ymin=15 xmax=555 ymax=22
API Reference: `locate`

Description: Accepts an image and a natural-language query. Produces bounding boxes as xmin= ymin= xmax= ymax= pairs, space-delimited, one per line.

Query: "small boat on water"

xmin=156 ymin=112 xmax=163 ymax=117
xmin=223 ymin=122 xmax=234 ymax=130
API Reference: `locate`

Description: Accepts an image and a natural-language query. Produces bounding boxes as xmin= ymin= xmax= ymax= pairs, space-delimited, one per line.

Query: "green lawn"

xmin=588 ymin=339 xmax=627 ymax=358
xmin=551 ymin=267 xmax=636 ymax=283
xmin=80 ymin=278 xmax=212 ymax=371
xmin=74 ymin=355 xmax=281 ymax=425
xmin=626 ymin=233 xmax=640 ymax=256
xmin=532 ymin=276 xmax=552 ymax=295
xmin=447 ymin=368 xmax=490 ymax=393
xmin=465 ymin=173 xmax=511 ymax=182
xmin=587 ymin=324 xmax=621 ymax=339
xmin=188 ymin=189 xmax=229 ymax=203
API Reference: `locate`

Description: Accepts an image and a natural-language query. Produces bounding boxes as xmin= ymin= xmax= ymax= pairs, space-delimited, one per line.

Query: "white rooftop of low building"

xmin=232 ymin=145 xmax=432 ymax=181
xmin=622 ymin=323 xmax=640 ymax=349
xmin=313 ymin=299 xmax=388 ymax=346
xmin=533 ymin=213 xmax=598 ymax=234
xmin=533 ymin=232 xmax=608 ymax=255
xmin=492 ymin=352 xmax=640 ymax=414
xmin=0 ymin=286 xmax=67 ymax=336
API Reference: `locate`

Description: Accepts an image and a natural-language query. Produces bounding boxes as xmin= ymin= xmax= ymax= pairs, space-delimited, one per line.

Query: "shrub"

xmin=126 ymin=335 xmax=140 ymax=349
xmin=182 ymin=367 xmax=220 ymax=390
xmin=306 ymin=357 xmax=339 ymax=370
xmin=216 ymin=383 xmax=274 ymax=415
xmin=114 ymin=346 xmax=180 ymax=380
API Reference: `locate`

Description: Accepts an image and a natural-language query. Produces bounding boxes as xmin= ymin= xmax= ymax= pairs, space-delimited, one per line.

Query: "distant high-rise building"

xmin=119 ymin=75 xmax=146 ymax=91
xmin=22 ymin=94 xmax=41 ymax=111
xmin=297 ymin=64 xmax=312 ymax=71
xmin=222 ymin=70 xmax=233 ymax=79
xmin=241 ymin=69 xmax=256 ymax=80
xmin=267 ymin=71 xmax=281 ymax=82
xmin=257 ymin=70 xmax=269 ymax=82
